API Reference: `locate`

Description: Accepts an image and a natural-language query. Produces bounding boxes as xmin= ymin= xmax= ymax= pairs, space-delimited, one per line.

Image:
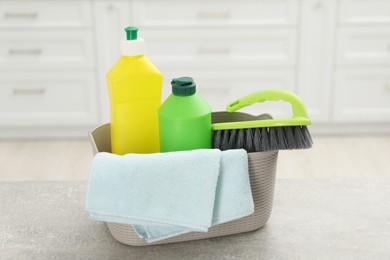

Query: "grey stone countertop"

xmin=1 ymin=180 xmax=390 ymax=260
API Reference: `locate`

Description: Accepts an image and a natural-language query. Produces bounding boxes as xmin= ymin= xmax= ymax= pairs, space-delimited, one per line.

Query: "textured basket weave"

xmin=88 ymin=122 xmax=278 ymax=246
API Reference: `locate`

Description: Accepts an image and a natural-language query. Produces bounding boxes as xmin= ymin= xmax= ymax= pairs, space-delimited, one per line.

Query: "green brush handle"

xmin=213 ymin=89 xmax=311 ymax=130
xmin=227 ymin=89 xmax=309 ymax=118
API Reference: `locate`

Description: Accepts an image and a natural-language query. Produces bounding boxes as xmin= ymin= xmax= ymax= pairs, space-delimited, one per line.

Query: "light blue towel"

xmin=85 ymin=149 xmax=254 ymax=243
xmin=86 ymin=149 xmax=221 ymax=231
xmin=212 ymin=149 xmax=254 ymax=225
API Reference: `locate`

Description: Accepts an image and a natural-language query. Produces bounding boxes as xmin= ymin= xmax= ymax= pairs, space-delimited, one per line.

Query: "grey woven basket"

xmin=88 ymin=116 xmax=278 ymax=246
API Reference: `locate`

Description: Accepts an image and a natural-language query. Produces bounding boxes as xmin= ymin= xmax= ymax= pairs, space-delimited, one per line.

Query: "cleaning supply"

xmin=106 ymin=26 xmax=163 ymax=155
xmin=212 ymin=113 xmax=274 ymax=152
xmin=85 ymin=149 xmax=253 ymax=243
xmin=212 ymin=89 xmax=313 ymax=152
xmin=158 ymin=77 xmax=212 ymax=152
xmin=134 ymin=149 xmax=253 ymax=243
xmin=211 ymin=149 xmax=254 ymax=225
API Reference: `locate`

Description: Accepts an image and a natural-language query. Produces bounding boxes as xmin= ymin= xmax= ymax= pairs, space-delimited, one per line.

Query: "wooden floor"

xmin=0 ymin=135 xmax=389 ymax=181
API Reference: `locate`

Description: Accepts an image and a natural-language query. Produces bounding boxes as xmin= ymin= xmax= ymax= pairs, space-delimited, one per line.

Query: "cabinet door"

xmin=337 ymin=26 xmax=390 ymax=66
xmin=339 ymin=0 xmax=390 ymax=25
xmin=0 ymin=31 xmax=94 ymax=70
xmin=0 ymin=0 xmax=92 ymax=28
xmin=132 ymin=0 xmax=298 ymax=27
xmin=140 ymin=28 xmax=296 ymax=69
xmin=93 ymin=0 xmax=130 ymax=123
xmin=0 ymin=72 xmax=98 ymax=126
xmin=334 ymin=68 xmax=390 ymax=123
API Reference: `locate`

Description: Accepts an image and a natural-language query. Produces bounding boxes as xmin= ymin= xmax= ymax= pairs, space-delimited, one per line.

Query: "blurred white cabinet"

xmin=338 ymin=0 xmax=390 ymax=24
xmin=96 ymin=0 xmax=390 ymax=133
xmin=132 ymin=0 xmax=299 ymax=26
xmin=334 ymin=0 xmax=390 ymax=127
xmin=337 ymin=26 xmax=390 ymax=66
xmin=151 ymin=0 xmax=298 ymax=118
xmin=0 ymin=71 xmax=98 ymax=126
xmin=297 ymin=0 xmax=337 ymax=123
xmin=0 ymin=31 xmax=95 ymax=69
xmin=95 ymin=0 xmax=301 ymax=121
xmin=334 ymin=68 xmax=390 ymax=122
xmin=1 ymin=0 xmax=390 ymax=137
xmin=0 ymin=0 xmax=98 ymax=138
xmin=0 ymin=1 xmax=92 ymax=28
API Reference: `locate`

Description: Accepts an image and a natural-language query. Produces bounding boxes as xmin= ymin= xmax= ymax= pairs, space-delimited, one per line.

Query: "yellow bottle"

xmin=106 ymin=26 xmax=162 ymax=155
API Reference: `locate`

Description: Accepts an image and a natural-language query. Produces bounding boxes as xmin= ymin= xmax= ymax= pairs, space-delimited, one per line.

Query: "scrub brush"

xmin=212 ymin=89 xmax=313 ymax=152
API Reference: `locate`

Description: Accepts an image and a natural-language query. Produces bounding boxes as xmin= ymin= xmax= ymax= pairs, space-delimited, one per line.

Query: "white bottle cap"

xmin=120 ymin=38 xmax=145 ymax=56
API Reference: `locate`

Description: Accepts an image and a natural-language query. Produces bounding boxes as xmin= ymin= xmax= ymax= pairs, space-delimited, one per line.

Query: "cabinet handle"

xmin=8 ymin=49 xmax=42 ymax=55
xmin=13 ymin=88 xmax=46 ymax=95
xmin=314 ymin=0 xmax=324 ymax=8
xmin=198 ymin=46 xmax=231 ymax=54
xmin=106 ymin=4 xmax=114 ymax=11
xmin=4 ymin=12 xmax=38 ymax=19
xmin=198 ymin=10 xmax=231 ymax=18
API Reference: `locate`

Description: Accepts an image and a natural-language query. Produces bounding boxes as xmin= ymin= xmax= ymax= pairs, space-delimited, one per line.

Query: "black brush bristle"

xmin=276 ymin=127 xmax=288 ymax=150
xmin=244 ymin=128 xmax=254 ymax=152
xmin=227 ymin=129 xmax=237 ymax=149
xmin=293 ymin=126 xmax=305 ymax=149
xmin=253 ymin=128 xmax=261 ymax=152
xmin=261 ymin=128 xmax=270 ymax=151
xmin=236 ymin=129 xmax=245 ymax=149
xmin=301 ymin=126 xmax=313 ymax=149
xmin=284 ymin=126 xmax=295 ymax=149
xmin=212 ymin=130 xmax=222 ymax=149
xmin=212 ymin=125 xmax=313 ymax=152
xmin=269 ymin=127 xmax=278 ymax=151
xmin=221 ymin=130 xmax=230 ymax=150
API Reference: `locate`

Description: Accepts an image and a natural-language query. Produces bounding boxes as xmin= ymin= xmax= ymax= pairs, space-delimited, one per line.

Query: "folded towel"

xmin=85 ymin=149 xmax=254 ymax=243
xmin=86 ymin=149 xmax=221 ymax=231
xmin=212 ymin=149 xmax=254 ymax=225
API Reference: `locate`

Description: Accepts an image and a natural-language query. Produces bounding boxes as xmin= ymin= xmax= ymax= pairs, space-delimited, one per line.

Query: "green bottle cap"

xmin=171 ymin=77 xmax=196 ymax=96
xmin=124 ymin=26 xmax=138 ymax=40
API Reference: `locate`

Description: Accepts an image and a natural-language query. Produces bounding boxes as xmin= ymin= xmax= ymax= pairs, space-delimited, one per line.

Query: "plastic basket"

xmin=88 ymin=116 xmax=278 ymax=246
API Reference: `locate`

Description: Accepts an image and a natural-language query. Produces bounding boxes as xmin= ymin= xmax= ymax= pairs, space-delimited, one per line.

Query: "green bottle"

xmin=158 ymin=77 xmax=212 ymax=152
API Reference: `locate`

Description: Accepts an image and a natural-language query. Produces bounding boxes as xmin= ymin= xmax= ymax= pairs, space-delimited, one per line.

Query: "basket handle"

xmin=226 ymin=89 xmax=310 ymax=121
